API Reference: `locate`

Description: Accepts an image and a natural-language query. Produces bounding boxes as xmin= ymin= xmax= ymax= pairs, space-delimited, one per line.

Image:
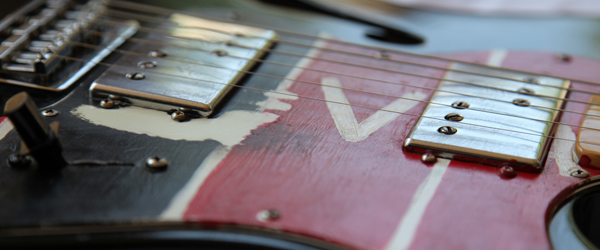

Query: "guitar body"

xmin=1 ymin=1 xmax=600 ymax=249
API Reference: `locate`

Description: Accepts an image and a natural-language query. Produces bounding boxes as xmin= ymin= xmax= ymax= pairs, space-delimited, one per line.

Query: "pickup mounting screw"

xmin=517 ymin=88 xmax=535 ymax=95
xmin=257 ymin=209 xmax=280 ymax=222
xmin=171 ymin=110 xmax=186 ymax=122
xmin=126 ymin=72 xmax=145 ymax=80
xmin=41 ymin=109 xmax=59 ymax=117
xmin=438 ymin=126 xmax=457 ymax=135
xmin=513 ymin=99 xmax=531 ymax=107
xmin=499 ymin=166 xmax=517 ymax=179
xmin=148 ymin=50 xmax=166 ymax=57
xmin=421 ymin=153 xmax=437 ymax=163
xmin=444 ymin=113 xmax=464 ymax=121
xmin=568 ymin=168 xmax=589 ymax=178
xmin=146 ymin=156 xmax=168 ymax=168
xmin=99 ymin=99 xmax=115 ymax=109
xmin=451 ymin=101 xmax=469 ymax=109
xmin=138 ymin=61 xmax=157 ymax=69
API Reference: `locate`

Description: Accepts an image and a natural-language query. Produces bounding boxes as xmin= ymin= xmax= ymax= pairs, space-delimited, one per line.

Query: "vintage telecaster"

xmin=1 ymin=0 xmax=600 ymax=249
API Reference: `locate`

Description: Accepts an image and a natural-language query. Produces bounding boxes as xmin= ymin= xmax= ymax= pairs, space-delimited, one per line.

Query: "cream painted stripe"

xmin=486 ymin=49 xmax=508 ymax=67
xmin=159 ymin=146 xmax=230 ymax=220
xmin=0 ymin=120 xmax=14 ymax=141
xmin=384 ymin=159 xmax=450 ymax=250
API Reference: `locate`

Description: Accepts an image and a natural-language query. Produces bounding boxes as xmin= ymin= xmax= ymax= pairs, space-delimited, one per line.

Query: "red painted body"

xmin=177 ymin=43 xmax=600 ymax=250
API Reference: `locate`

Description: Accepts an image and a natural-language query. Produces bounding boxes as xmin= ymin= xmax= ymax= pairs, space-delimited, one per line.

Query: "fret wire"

xmin=79 ymin=27 xmax=600 ymax=121
xmin=107 ymin=0 xmax=600 ymax=89
xmin=68 ymin=39 xmax=600 ymax=131
xmin=48 ymin=54 xmax=600 ymax=148
xmin=93 ymin=17 xmax=600 ymax=109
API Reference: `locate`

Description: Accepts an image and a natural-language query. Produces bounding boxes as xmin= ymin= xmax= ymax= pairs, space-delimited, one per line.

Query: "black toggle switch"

xmin=3 ymin=92 xmax=67 ymax=170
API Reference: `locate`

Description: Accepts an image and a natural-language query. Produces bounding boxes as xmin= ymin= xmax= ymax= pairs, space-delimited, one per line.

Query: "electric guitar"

xmin=0 ymin=0 xmax=599 ymax=249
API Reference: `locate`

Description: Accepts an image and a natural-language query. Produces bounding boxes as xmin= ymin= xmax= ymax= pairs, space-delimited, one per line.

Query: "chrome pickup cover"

xmin=404 ymin=63 xmax=569 ymax=172
xmin=90 ymin=14 xmax=277 ymax=117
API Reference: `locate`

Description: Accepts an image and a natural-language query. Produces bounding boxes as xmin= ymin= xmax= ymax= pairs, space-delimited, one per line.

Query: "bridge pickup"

xmin=404 ymin=63 xmax=569 ymax=172
xmin=90 ymin=14 xmax=277 ymax=117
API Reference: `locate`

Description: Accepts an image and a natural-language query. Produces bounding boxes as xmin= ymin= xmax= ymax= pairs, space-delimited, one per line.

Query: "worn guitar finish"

xmin=1 ymin=0 xmax=600 ymax=249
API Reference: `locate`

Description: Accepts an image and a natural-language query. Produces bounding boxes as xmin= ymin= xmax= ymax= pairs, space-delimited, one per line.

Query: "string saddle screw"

xmin=137 ymin=61 xmax=157 ymax=69
xmin=212 ymin=50 xmax=228 ymax=56
xmin=524 ymin=77 xmax=540 ymax=84
xmin=148 ymin=50 xmax=167 ymax=57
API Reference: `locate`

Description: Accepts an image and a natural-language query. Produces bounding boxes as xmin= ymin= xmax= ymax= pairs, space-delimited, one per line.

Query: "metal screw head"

xmin=146 ymin=156 xmax=168 ymax=168
xmin=499 ymin=166 xmax=517 ymax=179
xmin=517 ymin=88 xmax=535 ymax=95
xmin=421 ymin=153 xmax=437 ymax=163
xmin=126 ymin=72 xmax=145 ymax=80
xmin=557 ymin=53 xmax=572 ymax=63
xmin=171 ymin=110 xmax=186 ymax=122
xmin=256 ymin=209 xmax=280 ymax=222
xmin=7 ymin=154 xmax=32 ymax=168
xmin=373 ymin=51 xmax=390 ymax=59
xmin=524 ymin=77 xmax=540 ymax=84
xmin=212 ymin=50 xmax=228 ymax=56
xmin=99 ymin=99 xmax=115 ymax=109
xmin=148 ymin=50 xmax=166 ymax=57
xmin=513 ymin=99 xmax=531 ymax=107
xmin=568 ymin=168 xmax=589 ymax=178
xmin=444 ymin=113 xmax=464 ymax=122
xmin=137 ymin=61 xmax=157 ymax=69
xmin=438 ymin=126 xmax=457 ymax=135
xmin=41 ymin=109 xmax=59 ymax=117
xmin=451 ymin=101 xmax=470 ymax=109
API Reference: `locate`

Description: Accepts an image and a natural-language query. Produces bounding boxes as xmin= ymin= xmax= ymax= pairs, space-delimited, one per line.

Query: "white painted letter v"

xmin=321 ymin=77 xmax=428 ymax=142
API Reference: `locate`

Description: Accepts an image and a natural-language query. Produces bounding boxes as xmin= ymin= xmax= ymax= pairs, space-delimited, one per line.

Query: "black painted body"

xmin=1 ymin=0 xmax=600 ymax=248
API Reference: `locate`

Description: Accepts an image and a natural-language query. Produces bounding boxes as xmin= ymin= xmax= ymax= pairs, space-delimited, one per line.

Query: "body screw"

xmin=499 ymin=166 xmax=517 ymax=178
xmin=148 ymin=50 xmax=166 ymax=57
xmin=126 ymin=72 xmax=145 ymax=80
xmin=146 ymin=156 xmax=168 ymax=168
xmin=7 ymin=154 xmax=32 ymax=168
xmin=517 ymin=88 xmax=535 ymax=95
xmin=513 ymin=99 xmax=531 ymax=107
xmin=438 ymin=126 xmax=457 ymax=135
xmin=137 ymin=61 xmax=157 ymax=69
xmin=557 ymin=53 xmax=572 ymax=63
xmin=444 ymin=113 xmax=464 ymax=121
xmin=171 ymin=110 xmax=186 ymax=122
xmin=451 ymin=101 xmax=470 ymax=109
xmin=99 ymin=99 xmax=115 ymax=109
xmin=421 ymin=153 xmax=437 ymax=163
xmin=41 ymin=109 xmax=59 ymax=117
xmin=256 ymin=209 xmax=281 ymax=222
xmin=568 ymin=168 xmax=589 ymax=178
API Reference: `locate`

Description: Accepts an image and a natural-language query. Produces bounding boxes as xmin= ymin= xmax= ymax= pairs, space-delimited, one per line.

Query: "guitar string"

xmin=48 ymin=54 xmax=600 ymax=148
xmin=104 ymin=8 xmax=592 ymax=94
xmin=72 ymin=29 xmax=600 ymax=122
xmin=107 ymin=0 xmax=600 ymax=89
xmin=66 ymin=39 xmax=600 ymax=132
xmin=96 ymin=17 xmax=600 ymax=105
xmin=85 ymin=21 xmax=600 ymax=112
